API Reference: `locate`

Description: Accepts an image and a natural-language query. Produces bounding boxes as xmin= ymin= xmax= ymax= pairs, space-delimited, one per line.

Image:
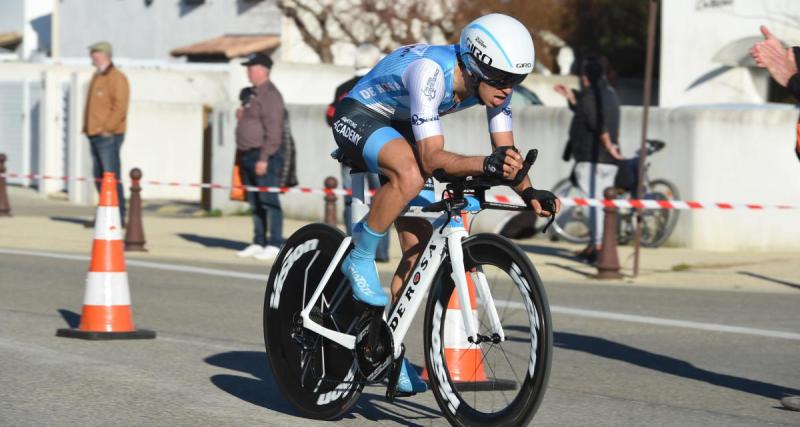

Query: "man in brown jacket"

xmin=84 ymin=41 xmax=130 ymax=222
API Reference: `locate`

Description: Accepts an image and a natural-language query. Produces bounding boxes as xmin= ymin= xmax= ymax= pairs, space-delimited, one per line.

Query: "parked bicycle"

xmin=550 ymin=139 xmax=680 ymax=248
xmin=263 ymin=150 xmax=552 ymax=426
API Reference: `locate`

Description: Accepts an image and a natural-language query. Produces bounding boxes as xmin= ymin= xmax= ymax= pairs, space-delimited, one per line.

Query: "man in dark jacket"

xmin=751 ymin=25 xmax=800 ymax=163
xmin=234 ymin=53 xmax=286 ymax=262
xmin=554 ymin=56 xmax=624 ymax=261
xmin=750 ymin=25 xmax=800 ymax=412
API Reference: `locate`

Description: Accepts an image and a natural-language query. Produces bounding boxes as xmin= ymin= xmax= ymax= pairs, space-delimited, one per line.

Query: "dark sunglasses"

xmin=471 ymin=55 xmax=528 ymax=88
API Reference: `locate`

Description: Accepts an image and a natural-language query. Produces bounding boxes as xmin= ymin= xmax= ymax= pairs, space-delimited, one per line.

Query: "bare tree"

xmin=277 ymin=0 xmax=570 ymax=68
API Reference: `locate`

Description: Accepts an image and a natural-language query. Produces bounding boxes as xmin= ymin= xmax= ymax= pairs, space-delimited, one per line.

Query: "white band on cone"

xmin=94 ymin=206 xmax=123 ymax=241
xmin=83 ymin=272 xmax=132 ymax=306
xmin=444 ymin=308 xmax=478 ymax=349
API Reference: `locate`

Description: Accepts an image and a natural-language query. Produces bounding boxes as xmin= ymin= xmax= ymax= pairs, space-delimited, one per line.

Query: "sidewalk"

xmin=2 ymin=186 xmax=799 ymax=294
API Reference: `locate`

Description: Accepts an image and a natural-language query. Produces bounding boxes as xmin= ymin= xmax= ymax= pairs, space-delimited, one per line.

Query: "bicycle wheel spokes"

xmin=425 ymin=234 xmax=552 ymax=426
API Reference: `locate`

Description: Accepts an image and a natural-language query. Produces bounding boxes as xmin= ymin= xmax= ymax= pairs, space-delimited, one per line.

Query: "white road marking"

xmin=3 ymin=247 xmax=799 ymax=342
xmin=0 ymin=248 xmax=269 ymax=281
xmin=490 ymin=301 xmax=800 ymax=341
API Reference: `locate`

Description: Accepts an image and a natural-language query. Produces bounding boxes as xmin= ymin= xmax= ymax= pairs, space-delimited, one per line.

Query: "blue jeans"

xmin=240 ymin=149 xmax=283 ymax=247
xmin=340 ymin=165 xmax=389 ymax=260
xmin=89 ymin=134 xmax=126 ymax=222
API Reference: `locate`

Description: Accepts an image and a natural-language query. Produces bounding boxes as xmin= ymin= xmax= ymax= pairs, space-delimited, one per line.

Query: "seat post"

xmin=350 ymin=172 xmax=369 ymax=243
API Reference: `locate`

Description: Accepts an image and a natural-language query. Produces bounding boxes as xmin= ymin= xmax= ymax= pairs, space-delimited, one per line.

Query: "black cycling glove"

xmin=521 ymin=187 xmax=559 ymax=233
xmin=483 ymin=146 xmax=518 ymax=179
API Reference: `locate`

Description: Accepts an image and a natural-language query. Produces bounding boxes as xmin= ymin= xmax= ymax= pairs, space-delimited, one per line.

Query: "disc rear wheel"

xmin=263 ymin=224 xmax=363 ymax=420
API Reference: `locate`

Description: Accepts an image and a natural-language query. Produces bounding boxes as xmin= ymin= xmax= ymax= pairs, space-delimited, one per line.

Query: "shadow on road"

xmin=737 ymin=271 xmax=800 ymax=291
xmin=57 ymin=309 xmax=80 ymax=328
xmin=178 ymin=233 xmax=248 ymax=250
xmin=545 ymin=262 xmax=594 ymax=278
xmin=205 ymin=351 xmax=440 ymax=424
xmin=50 ymin=216 xmax=93 ymax=228
xmin=555 ymin=331 xmax=800 ymax=399
xmin=518 ymin=243 xmax=578 ymax=263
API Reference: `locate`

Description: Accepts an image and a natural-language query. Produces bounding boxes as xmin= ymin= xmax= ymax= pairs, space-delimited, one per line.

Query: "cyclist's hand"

xmin=522 ymin=187 xmax=560 ymax=234
xmin=484 ymin=146 xmax=522 ymax=180
xmin=521 ymin=188 xmax=560 ymax=217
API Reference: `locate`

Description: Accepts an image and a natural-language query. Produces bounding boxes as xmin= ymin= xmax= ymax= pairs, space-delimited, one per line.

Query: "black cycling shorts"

xmin=331 ymin=98 xmax=415 ymax=174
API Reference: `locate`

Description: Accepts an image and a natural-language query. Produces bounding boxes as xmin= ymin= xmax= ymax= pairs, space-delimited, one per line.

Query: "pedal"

xmin=385 ymin=345 xmax=405 ymax=402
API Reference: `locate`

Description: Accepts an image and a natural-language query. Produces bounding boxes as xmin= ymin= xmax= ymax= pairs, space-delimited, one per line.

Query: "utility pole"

xmin=633 ymin=0 xmax=659 ymax=277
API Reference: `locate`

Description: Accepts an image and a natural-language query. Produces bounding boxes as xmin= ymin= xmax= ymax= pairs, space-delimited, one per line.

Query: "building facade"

xmin=660 ymin=0 xmax=800 ymax=106
xmin=56 ymin=0 xmax=282 ymax=60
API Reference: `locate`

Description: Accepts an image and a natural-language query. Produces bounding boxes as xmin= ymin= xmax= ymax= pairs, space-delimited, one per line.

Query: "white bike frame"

xmin=300 ymin=173 xmax=506 ymax=359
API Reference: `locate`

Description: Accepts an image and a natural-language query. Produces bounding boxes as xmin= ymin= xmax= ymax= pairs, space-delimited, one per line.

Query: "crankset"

xmin=353 ymin=304 xmax=394 ymax=384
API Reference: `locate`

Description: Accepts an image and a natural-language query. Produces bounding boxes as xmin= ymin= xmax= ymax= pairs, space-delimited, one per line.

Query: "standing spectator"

xmin=235 ymin=53 xmax=285 ymax=261
xmin=554 ymin=55 xmax=624 ymax=262
xmin=83 ymin=41 xmax=129 ymax=223
xmin=326 ymin=44 xmax=390 ymax=262
xmin=751 ymin=25 xmax=800 ymax=413
xmin=750 ymin=25 xmax=800 ymax=163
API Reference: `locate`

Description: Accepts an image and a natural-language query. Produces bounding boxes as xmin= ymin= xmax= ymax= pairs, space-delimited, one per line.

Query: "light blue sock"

xmin=344 ymin=222 xmax=389 ymax=306
xmin=351 ymin=222 xmax=386 ymax=261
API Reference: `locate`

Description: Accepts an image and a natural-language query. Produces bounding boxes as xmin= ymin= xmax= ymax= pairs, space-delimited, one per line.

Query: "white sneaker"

xmin=254 ymin=245 xmax=281 ymax=261
xmin=237 ymin=244 xmax=265 ymax=258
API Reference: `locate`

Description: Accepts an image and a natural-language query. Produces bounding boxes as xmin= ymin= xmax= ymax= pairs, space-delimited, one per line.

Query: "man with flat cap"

xmin=83 ymin=41 xmax=130 ymax=223
xmin=234 ymin=53 xmax=286 ymax=261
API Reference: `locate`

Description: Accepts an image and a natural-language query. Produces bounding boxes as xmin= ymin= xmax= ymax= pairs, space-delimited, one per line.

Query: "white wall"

xmin=22 ymin=0 xmax=52 ymax=59
xmin=660 ymin=0 xmax=800 ymax=107
xmin=261 ymin=103 xmax=800 ymax=251
xmin=121 ymin=102 xmax=205 ymax=200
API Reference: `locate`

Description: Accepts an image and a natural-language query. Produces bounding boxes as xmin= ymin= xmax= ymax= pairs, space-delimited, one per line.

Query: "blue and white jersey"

xmin=347 ymin=44 xmax=513 ymax=142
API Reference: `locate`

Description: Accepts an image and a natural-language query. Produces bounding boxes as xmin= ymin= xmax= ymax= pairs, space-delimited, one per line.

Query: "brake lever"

xmin=509 ymin=149 xmax=538 ymax=187
xmin=539 ymin=197 xmax=557 ymax=234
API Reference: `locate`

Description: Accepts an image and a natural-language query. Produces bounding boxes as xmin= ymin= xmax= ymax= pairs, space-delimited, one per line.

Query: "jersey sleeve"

xmin=402 ymin=58 xmax=445 ymax=141
xmin=486 ymin=93 xmax=513 ymax=133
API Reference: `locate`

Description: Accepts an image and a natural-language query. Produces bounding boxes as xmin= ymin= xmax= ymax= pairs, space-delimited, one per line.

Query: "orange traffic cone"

xmin=57 ymin=172 xmax=155 ymax=340
xmin=422 ymin=212 xmax=515 ymax=391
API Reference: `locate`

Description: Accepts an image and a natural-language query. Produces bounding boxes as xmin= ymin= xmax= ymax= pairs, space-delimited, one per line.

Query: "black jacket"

xmin=567 ymin=80 xmax=621 ymax=165
xmin=788 ymin=47 xmax=800 ymax=162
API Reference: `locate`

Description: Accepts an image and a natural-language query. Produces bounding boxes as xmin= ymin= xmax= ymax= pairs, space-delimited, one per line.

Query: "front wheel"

xmin=263 ymin=223 xmax=364 ymax=420
xmin=424 ymin=234 xmax=552 ymax=427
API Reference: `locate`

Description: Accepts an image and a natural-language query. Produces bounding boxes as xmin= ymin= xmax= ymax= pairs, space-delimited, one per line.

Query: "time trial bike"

xmin=263 ymin=149 xmax=553 ymax=426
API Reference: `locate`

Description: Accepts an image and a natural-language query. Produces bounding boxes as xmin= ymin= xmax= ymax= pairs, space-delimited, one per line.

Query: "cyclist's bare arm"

xmin=416 ymin=134 xmax=521 ymax=180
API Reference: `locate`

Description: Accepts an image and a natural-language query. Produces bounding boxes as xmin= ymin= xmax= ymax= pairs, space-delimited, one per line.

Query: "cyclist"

xmin=330 ymin=13 xmax=561 ymax=395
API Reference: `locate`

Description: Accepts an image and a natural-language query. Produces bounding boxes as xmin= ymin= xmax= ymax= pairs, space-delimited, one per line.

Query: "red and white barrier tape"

xmin=2 ymin=172 xmax=797 ymax=211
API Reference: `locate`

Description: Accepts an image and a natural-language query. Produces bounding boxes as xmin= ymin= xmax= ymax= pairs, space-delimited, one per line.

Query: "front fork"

xmin=446 ymin=228 xmax=506 ymax=344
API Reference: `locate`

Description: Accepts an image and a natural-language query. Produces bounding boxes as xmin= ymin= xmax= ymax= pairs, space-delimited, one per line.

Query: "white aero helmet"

xmin=459 ymin=13 xmax=535 ymax=88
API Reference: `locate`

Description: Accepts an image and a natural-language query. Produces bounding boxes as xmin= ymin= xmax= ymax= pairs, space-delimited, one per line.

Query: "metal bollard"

xmin=324 ymin=176 xmax=338 ymax=226
xmin=0 ymin=153 xmax=11 ymax=217
xmin=596 ymin=187 xmax=623 ymax=279
xmin=124 ymin=168 xmax=147 ymax=252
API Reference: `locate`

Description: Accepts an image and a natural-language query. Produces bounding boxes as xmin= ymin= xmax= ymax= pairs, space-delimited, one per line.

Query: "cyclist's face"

xmin=478 ymin=81 xmax=512 ymax=108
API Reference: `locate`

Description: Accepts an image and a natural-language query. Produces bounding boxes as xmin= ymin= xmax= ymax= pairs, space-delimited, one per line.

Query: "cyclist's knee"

xmin=391 ymin=167 xmax=424 ymax=200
